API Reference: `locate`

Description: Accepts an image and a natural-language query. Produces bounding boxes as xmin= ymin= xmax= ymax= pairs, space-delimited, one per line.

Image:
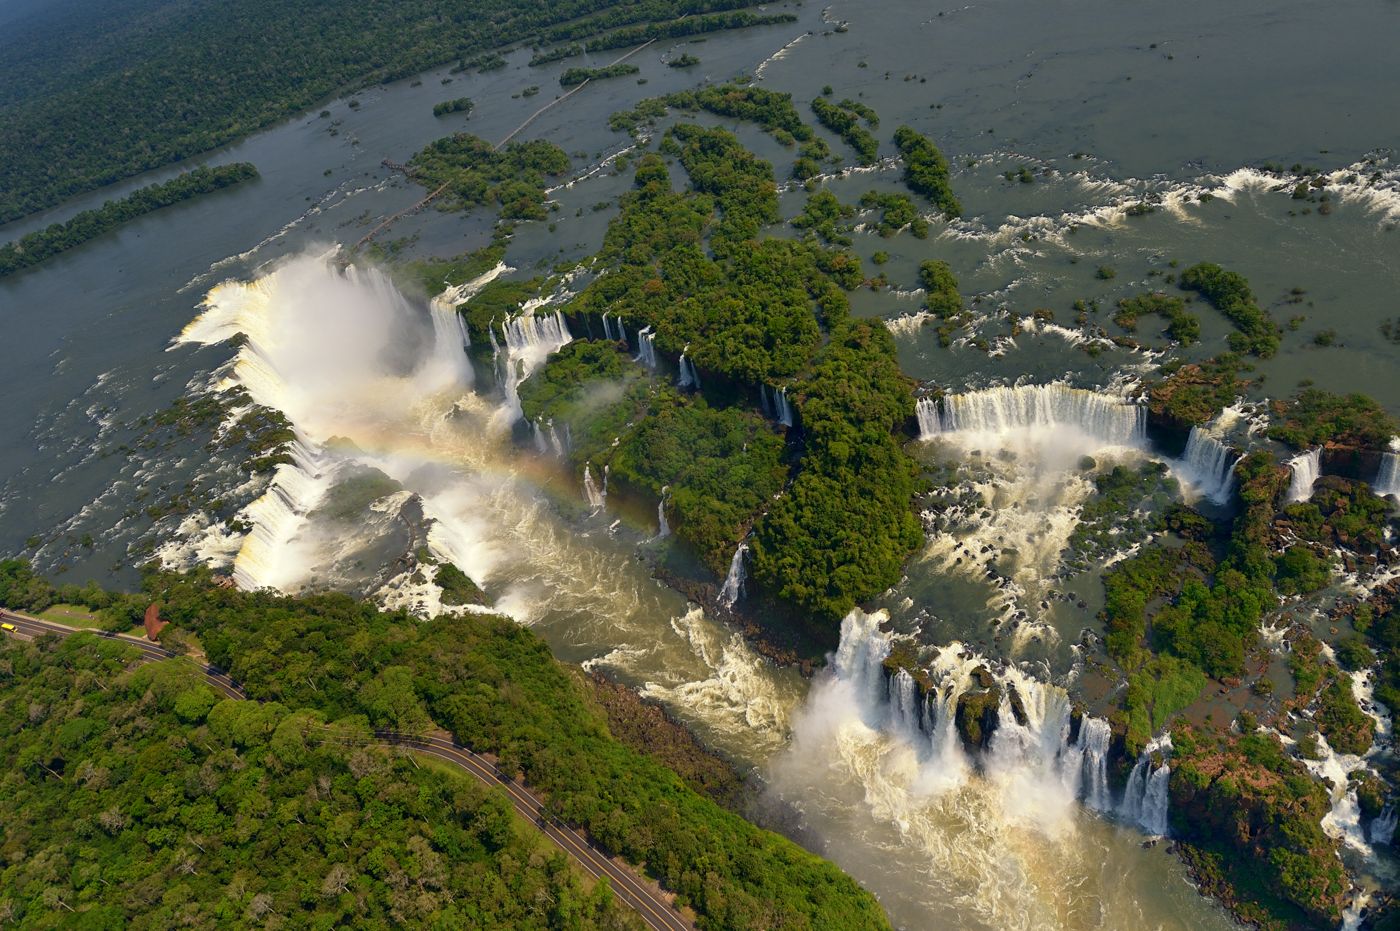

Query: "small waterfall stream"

xmin=719 ymin=542 xmax=748 ymax=608
xmin=1286 ymin=448 xmax=1322 ymax=504
xmin=636 ymin=325 xmax=657 ymax=369
xmin=583 ymin=463 xmax=605 ymax=510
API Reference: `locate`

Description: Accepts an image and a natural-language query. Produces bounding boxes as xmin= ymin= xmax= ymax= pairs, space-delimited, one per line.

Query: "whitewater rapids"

xmin=165 ymin=249 xmax=1235 ymax=931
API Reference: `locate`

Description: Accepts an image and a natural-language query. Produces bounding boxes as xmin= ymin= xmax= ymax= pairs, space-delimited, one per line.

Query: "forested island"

xmin=0 ymin=163 xmax=258 ymax=277
xmin=0 ymin=0 xmax=783 ymax=224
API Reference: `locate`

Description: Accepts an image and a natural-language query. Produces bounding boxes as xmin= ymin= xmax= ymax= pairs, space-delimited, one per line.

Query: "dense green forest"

xmin=0 ymin=632 xmax=638 ymax=928
xmin=0 ymin=164 xmax=258 ymax=277
xmin=544 ymin=128 xmax=922 ymax=624
xmin=0 ymin=562 xmax=893 ymax=930
xmin=408 ymin=134 xmax=570 ymax=221
xmin=560 ymin=63 xmax=642 ymax=86
xmin=1089 ymin=379 xmax=1400 ymax=924
xmin=0 ymin=0 xmax=776 ymax=223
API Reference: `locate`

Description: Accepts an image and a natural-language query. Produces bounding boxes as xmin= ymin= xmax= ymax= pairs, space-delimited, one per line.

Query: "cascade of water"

xmin=496 ymin=309 xmax=572 ymax=421
xmin=532 ymin=420 xmax=550 ymax=454
xmin=616 ymin=317 xmax=628 ymax=350
xmin=656 ymin=487 xmax=671 ymax=538
xmin=775 ymin=386 xmax=794 ymax=427
xmin=719 ymin=542 xmax=748 ymax=608
xmin=938 ymin=383 xmax=1146 ymax=447
xmin=601 ymin=464 xmax=610 ymax=502
xmin=1374 ymin=444 xmax=1400 ymax=497
xmin=1120 ymin=733 xmax=1173 ymax=835
xmin=636 ymin=326 xmax=657 ymax=369
xmin=1178 ymin=426 xmax=1237 ymax=504
xmin=678 ymin=351 xmax=700 ymax=390
xmin=1287 ymin=448 xmax=1322 ymax=503
xmin=916 ymin=397 xmax=942 ymax=439
xmin=548 ymin=420 xmax=567 ymax=456
xmin=1067 ymin=717 xmax=1113 ymax=811
xmin=1372 ymin=803 xmax=1397 ymax=846
xmin=583 ymin=463 xmax=605 ymax=510
xmin=426 ymin=294 xmax=474 ymax=388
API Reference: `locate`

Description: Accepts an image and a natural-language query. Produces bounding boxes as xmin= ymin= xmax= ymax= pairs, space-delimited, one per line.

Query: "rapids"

xmin=162 ymin=253 xmax=1239 ymax=929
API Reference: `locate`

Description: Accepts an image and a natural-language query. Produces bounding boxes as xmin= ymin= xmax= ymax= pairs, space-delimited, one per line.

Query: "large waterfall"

xmin=497 ymin=308 xmax=572 ymax=421
xmin=1177 ymin=426 xmax=1237 ymax=504
xmin=175 ymin=251 xmax=476 ymax=591
xmin=1120 ymin=733 xmax=1172 ymax=835
xmin=1373 ymin=803 xmax=1397 ymax=846
xmin=719 ymin=542 xmax=748 ymax=608
xmin=784 ymin=610 xmax=1162 ymax=841
xmin=1287 ymin=448 xmax=1322 ymax=504
xmin=919 ymin=383 xmax=1146 ymax=451
xmin=916 ymin=397 xmax=942 ymax=438
xmin=1374 ymin=443 xmax=1400 ymax=498
xmin=657 ymin=487 xmax=671 ymax=538
xmin=677 ymin=349 xmax=700 ymax=390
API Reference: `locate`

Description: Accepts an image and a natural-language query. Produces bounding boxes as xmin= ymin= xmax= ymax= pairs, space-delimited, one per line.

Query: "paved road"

xmin=0 ymin=609 xmax=693 ymax=931
xmin=1 ymin=609 xmax=243 ymax=698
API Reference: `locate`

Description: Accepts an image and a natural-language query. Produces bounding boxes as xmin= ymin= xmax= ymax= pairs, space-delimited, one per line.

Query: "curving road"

xmin=0 ymin=608 xmax=693 ymax=931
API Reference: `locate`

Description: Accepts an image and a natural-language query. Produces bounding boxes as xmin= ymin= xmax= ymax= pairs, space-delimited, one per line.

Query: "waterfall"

xmin=678 ymin=350 xmax=700 ymax=390
xmin=532 ymin=420 xmax=550 ymax=454
xmin=936 ymin=384 xmax=1146 ymax=447
xmin=1067 ymin=717 xmax=1113 ymax=811
xmin=1120 ymin=733 xmax=1172 ymax=835
xmin=497 ymin=309 xmax=572 ymax=421
xmin=548 ymin=420 xmax=567 ymax=456
xmin=602 ymin=464 xmax=610 ymax=501
xmin=1372 ymin=803 xmax=1397 ymax=846
xmin=656 ymin=487 xmax=671 ymax=538
xmin=583 ymin=463 xmax=605 ymax=510
xmin=772 ymin=386 xmax=794 ymax=427
xmin=1374 ymin=443 xmax=1400 ymax=497
xmin=916 ymin=397 xmax=942 ymax=439
xmin=719 ymin=542 xmax=748 ymax=608
xmin=1177 ymin=426 xmax=1237 ymax=504
xmin=1286 ymin=448 xmax=1322 ymax=504
xmin=636 ymin=326 xmax=657 ymax=369
xmin=426 ymin=294 xmax=474 ymax=388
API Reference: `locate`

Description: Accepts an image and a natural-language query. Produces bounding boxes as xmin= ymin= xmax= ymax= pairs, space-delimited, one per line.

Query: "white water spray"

xmin=1287 ymin=448 xmax=1322 ymax=504
xmin=719 ymin=542 xmax=748 ymax=608
xmin=1176 ymin=426 xmax=1237 ymax=504
xmin=1119 ymin=733 xmax=1172 ymax=835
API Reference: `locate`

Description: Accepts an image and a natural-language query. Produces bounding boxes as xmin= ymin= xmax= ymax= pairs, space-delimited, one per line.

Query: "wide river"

xmin=3 ymin=0 xmax=1398 ymax=927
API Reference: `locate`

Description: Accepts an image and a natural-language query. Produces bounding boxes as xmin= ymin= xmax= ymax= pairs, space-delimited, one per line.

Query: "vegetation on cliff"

xmin=550 ymin=132 xmax=922 ymax=624
xmin=0 ymin=164 xmax=258 ymax=278
xmin=1146 ymin=354 xmax=1254 ymax=428
xmin=0 ymin=632 xmax=638 ymax=928
xmin=1267 ymin=387 xmax=1398 ymax=450
xmin=0 ymin=563 xmax=894 ymax=930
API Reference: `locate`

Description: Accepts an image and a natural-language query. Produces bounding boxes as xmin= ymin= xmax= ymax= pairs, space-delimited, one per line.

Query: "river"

xmin=3 ymin=0 xmax=1398 ymax=927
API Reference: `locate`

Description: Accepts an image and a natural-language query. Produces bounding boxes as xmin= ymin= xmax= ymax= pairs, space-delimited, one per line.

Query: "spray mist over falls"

xmin=172 ymin=249 xmax=799 ymax=762
xmin=770 ymin=609 xmax=1195 ymax=931
xmin=165 ymin=253 xmax=1236 ymax=931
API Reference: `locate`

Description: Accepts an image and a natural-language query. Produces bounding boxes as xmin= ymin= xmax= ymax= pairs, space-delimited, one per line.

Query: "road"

xmin=0 ymin=609 xmax=694 ymax=931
